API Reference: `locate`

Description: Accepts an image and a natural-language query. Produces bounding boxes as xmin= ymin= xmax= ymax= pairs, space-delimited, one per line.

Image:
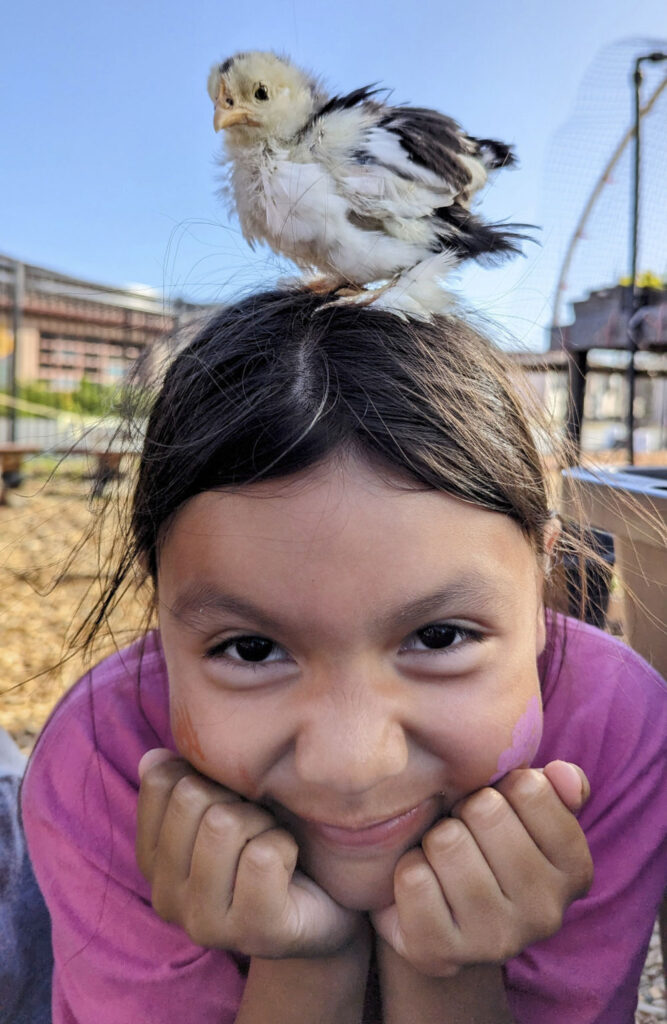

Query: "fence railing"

xmin=0 ymin=395 xmax=125 ymax=450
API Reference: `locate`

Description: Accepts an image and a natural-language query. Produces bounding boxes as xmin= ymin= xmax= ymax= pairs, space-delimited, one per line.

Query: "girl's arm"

xmin=234 ymin=934 xmax=371 ymax=1024
xmin=377 ymin=939 xmax=514 ymax=1024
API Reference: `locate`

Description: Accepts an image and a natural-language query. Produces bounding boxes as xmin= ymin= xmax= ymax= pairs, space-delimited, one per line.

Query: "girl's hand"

xmin=135 ymin=749 xmax=362 ymax=959
xmin=372 ymin=760 xmax=593 ymax=977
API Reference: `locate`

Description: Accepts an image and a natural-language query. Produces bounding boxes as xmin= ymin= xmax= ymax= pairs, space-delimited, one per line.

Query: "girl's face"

xmin=157 ymin=456 xmax=548 ymax=911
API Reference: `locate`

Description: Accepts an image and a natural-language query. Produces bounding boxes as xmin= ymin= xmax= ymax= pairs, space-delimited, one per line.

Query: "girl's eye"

xmin=254 ymin=84 xmax=269 ymax=100
xmin=403 ymin=623 xmax=483 ymax=653
xmin=207 ymin=635 xmax=283 ymax=664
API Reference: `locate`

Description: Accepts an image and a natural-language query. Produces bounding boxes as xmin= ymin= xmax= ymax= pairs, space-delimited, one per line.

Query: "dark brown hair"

xmin=81 ymin=287 xmax=565 ymax=648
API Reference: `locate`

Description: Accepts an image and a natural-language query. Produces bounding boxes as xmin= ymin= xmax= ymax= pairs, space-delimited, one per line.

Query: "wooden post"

xmin=564 ymin=349 xmax=587 ymax=464
xmin=9 ymin=261 xmax=24 ymax=443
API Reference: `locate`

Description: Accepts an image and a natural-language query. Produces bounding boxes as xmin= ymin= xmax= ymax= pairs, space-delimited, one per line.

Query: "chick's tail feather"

xmin=472 ymin=137 xmax=517 ymax=170
xmin=436 ymin=205 xmax=535 ymax=263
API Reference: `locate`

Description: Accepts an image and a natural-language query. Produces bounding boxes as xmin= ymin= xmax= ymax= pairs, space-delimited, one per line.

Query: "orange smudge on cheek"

xmin=236 ymin=762 xmax=262 ymax=801
xmin=171 ymin=701 xmax=207 ymax=764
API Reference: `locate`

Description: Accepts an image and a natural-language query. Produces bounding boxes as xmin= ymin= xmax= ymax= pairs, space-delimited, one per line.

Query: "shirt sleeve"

xmin=21 ymin=675 xmax=246 ymax=1024
xmin=506 ymin=634 xmax=667 ymax=1024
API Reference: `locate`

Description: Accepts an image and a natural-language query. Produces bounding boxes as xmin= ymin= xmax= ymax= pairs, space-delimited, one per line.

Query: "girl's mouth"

xmin=300 ymin=798 xmax=440 ymax=851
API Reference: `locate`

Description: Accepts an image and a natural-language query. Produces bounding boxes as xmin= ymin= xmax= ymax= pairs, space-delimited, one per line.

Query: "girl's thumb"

xmin=137 ymin=747 xmax=180 ymax=779
xmin=542 ymin=760 xmax=590 ymax=812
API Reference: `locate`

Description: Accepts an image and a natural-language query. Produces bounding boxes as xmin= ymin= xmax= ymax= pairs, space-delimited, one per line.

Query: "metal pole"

xmin=565 ymin=349 xmax=588 ymax=464
xmin=551 ymin=76 xmax=666 ymax=331
xmin=9 ymin=261 xmax=24 ymax=443
xmin=627 ymin=60 xmax=642 ymax=465
xmin=627 ymin=52 xmax=667 ymax=465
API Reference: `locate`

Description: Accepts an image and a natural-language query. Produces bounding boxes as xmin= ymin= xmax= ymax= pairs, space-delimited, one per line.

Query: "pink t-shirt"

xmin=22 ymin=618 xmax=667 ymax=1023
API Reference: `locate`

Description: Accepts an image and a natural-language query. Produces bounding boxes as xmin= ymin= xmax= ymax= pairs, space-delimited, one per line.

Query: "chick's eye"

xmin=254 ymin=84 xmax=269 ymax=101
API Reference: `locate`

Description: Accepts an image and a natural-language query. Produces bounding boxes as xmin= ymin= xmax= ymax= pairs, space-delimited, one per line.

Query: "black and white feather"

xmin=208 ymin=51 xmax=528 ymax=318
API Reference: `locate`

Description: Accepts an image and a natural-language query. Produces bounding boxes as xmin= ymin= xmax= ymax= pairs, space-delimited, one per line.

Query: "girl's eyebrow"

xmin=167 ymin=573 xmax=503 ymax=636
xmin=389 ymin=575 xmax=503 ymax=628
xmin=167 ymin=585 xmax=286 ymax=635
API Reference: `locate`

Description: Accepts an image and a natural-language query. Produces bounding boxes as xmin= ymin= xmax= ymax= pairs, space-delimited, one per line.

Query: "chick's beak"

xmin=213 ymin=81 xmax=258 ymax=131
xmin=213 ymin=104 xmax=255 ymax=131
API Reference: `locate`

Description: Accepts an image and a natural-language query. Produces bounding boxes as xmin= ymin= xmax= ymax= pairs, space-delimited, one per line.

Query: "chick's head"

xmin=208 ymin=52 xmax=320 ymax=143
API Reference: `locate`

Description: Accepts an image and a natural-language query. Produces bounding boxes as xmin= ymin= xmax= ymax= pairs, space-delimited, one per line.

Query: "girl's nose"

xmin=294 ymin=691 xmax=409 ymax=794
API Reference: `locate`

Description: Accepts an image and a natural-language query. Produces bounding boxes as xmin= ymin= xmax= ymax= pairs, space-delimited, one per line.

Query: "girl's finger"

xmin=136 ymin=755 xmax=200 ymax=879
xmin=388 ymin=844 xmax=459 ymax=972
xmin=152 ymin=772 xmax=244 ymax=886
xmin=183 ymin=800 xmax=277 ymax=942
xmin=232 ymin=831 xmax=359 ymax=956
xmin=137 ymin=747 xmax=179 ymax=779
xmin=232 ymin=826 xmax=298 ymax=918
xmin=230 ymin=827 xmax=301 ymax=950
xmin=493 ymin=769 xmax=592 ymax=889
xmin=450 ymin=785 xmax=559 ymax=921
xmin=542 ymin=760 xmax=590 ymax=812
xmin=421 ymin=813 xmax=509 ymax=951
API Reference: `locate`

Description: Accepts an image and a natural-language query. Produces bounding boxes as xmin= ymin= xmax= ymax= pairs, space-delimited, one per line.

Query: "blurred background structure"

xmin=542 ymin=40 xmax=666 ymax=464
xmin=0 ymin=254 xmax=207 ymax=449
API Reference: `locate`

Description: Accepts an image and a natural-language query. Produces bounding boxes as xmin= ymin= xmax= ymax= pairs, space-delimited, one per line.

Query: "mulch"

xmin=0 ymin=464 xmax=146 ymax=750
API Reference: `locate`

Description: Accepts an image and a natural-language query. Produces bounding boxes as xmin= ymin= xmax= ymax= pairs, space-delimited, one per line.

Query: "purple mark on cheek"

xmin=490 ymin=695 xmax=543 ymax=784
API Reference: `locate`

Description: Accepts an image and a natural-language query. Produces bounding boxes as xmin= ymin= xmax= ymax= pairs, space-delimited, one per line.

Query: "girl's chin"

xmin=325 ymin=878 xmax=395 ymax=912
xmin=305 ymin=858 xmax=397 ymax=912
xmin=341 ymin=889 xmax=395 ymax=912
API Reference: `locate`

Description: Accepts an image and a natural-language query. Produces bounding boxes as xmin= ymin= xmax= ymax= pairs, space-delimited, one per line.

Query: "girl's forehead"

xmin=177 ymin=455 xmax=472 ymax=532
xmin=158 ymin=458 xmax=543 ymax=642
xmin=214 ymin=453 xmax=416 ymax=502
xmin=163 ymin=454 xmax=536 ymax=578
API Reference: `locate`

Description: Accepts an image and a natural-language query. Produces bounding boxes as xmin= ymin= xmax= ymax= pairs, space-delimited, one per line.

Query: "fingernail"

xmin=558 ymin=760 xmax=587 ymax=804
xmin=137 ymin=747 xmax=179 ymax=779
xmin=568 ymin=762 xmax=589 ymax=803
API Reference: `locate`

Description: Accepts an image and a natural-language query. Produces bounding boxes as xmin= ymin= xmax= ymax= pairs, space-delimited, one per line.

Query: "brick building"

xmin=0 ymin=254 xmax=207 ymax=391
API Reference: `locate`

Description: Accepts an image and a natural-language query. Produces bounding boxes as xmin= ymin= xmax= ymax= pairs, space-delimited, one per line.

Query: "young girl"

xmin=22 ymin=288 xmax=666 ymax=1023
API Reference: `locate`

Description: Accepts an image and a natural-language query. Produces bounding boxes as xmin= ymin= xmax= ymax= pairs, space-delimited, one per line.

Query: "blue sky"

xmin=2 ymin=0 xmax=665 ymax=348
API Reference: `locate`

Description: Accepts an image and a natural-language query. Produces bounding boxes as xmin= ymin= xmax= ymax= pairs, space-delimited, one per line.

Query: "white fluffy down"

xmin=354 ymin=252 xmax=459 ymax=321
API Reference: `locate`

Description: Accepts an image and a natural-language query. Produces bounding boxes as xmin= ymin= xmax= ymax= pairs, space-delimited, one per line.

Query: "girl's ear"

xmin=543 ymin=514 xmax=562 ymax=566
xmin=536 ymin=515 xmax=562 ymax=655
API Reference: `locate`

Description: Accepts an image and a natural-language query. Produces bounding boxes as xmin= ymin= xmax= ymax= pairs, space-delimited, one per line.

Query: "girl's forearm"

xmin=234 ymin=932 xmax=371 ymax=1024
xmin=377 ymin=938 xmax=514 ymax=1024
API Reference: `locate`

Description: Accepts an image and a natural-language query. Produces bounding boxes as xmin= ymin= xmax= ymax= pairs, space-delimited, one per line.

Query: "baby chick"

xmin=208 ymin=51 xmax=527 ymax=316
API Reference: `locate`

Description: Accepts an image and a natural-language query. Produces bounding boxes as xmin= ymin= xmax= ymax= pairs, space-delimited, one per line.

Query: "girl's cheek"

xmin=170 ymin=698 xmax=264 ymax=800
xmin=489 ymin=694 xmax=543 ymax=784
xmin=171 ymin=699 xmax=208 ymax=766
